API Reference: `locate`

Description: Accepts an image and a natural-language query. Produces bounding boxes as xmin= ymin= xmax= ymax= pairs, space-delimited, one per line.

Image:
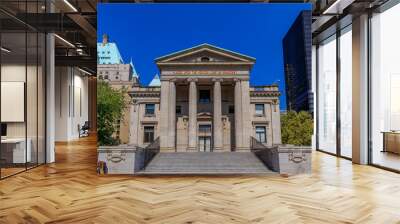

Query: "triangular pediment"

xmin=155 ymin=43 xmax=255 ymax=64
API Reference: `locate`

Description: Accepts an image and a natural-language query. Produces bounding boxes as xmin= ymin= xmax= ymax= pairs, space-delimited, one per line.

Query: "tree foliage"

xmin=281 ymin=111 xmax=313 ymax=146
xmin=97 ymin=81 xmax=127 ymax=146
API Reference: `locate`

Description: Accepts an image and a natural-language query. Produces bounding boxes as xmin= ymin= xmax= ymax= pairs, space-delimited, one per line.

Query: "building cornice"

xmin=157 ymin=62 xmax=254 ymax=66
xmin=129 ymin=89 xmax=160 ymax=98
xmin=250 ymin=91 xmax=281 ymax=97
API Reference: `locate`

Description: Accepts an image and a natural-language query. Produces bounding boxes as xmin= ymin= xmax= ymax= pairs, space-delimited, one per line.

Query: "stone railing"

xmin=250 ymin=137 xmax=312 ymax=175
xmin=97 ymin=137 xmax=160 ymax=174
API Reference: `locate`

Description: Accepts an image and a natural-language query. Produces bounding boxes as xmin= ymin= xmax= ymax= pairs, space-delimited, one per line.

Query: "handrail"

xmin=141 ymin=137 xmax=160 ymax=170
xmin=250 ymin=136 xmax=274 ymax=169
xmin=250 ymin=136 xmax=269 ymax=152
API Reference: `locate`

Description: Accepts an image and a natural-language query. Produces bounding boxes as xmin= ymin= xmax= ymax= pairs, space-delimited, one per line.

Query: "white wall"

xmin=54 ymin=67 xmax=89 ymax=141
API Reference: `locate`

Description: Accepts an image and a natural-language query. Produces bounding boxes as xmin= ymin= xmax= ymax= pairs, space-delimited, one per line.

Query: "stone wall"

xmin=254 ymin=145 xmax=312 ymax=175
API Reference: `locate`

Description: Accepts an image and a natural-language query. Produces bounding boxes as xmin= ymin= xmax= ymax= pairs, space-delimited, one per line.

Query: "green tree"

xmin=281 ymin=111 xmax=313 ymax=146
xmin=97 ymin=81 xmax=127 ymax=146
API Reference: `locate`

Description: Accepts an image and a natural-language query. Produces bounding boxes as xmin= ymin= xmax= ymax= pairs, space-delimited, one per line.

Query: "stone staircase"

xmin=139 ymin=152 xmax=276 ymax=175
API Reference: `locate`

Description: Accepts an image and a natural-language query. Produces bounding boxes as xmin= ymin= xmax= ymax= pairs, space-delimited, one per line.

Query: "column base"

xmin=187 ymin=147 xmax=197 ymax=152
xmin=160 ymin=147 xmax=175 ymax=152
xmin=235 ymin=147 xmax=251 ymax=152
xmin=213 ymin=146 xmax=223 ymax=152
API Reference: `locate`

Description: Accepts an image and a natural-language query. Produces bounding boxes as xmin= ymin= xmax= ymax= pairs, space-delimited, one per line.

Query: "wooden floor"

xmin=1 ymin=136 xmax=400 ymax=224
xmin=372 ymin=151 xmax=400 ymax=171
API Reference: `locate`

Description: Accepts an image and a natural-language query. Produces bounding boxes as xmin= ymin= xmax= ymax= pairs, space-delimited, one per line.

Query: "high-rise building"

xmin=282 ymin=10 xmax=312 ymax=113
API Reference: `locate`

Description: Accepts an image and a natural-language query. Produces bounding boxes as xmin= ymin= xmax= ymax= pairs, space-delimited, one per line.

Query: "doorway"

xmin=198 ymin=124 xmax=212 ymax=152
xmin=198 ymin=136 xmax=212 ymax=152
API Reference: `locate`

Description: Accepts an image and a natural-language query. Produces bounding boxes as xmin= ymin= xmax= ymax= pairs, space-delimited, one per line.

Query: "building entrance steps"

xmin=139 ymin=152 xmax=276 ymax=175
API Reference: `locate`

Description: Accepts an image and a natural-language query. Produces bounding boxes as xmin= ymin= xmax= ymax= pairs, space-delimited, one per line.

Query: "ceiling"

xmin=0 ymin=0 xmax=97 ymax=74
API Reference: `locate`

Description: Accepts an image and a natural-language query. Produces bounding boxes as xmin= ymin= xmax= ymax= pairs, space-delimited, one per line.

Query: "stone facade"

xmin=97 ymin=35 xmax=141 ymax=144
xmin=128 ymin=44 xmax=281 ymax=152
xmin=98 ymin=64 xmax=138 ymax=144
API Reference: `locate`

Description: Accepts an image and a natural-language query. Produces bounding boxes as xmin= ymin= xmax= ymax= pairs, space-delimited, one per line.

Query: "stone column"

xmin=213 ymin=78 xmax=223 ymax=151
xmin=188 ymin=78 xmax=198 ymax=151
xmin=159 ymin=80 xmax=170 ymax=151
xmin=129 ymin=102 xmax=139 ymax=147
xmin=240 ymin=80 xmax=251 ymax=150
xmin=271 ymin=100 xmax=282 ymax=145
xmin=169 ymin=80 xmax=176 ymax=150
xmin=234 ymin=79 xmax=242 ymax=150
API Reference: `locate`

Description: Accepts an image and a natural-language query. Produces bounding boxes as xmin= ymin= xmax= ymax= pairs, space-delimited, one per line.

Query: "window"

xmin=339 ymin=26 xmax=352 ymax=158
xmin=98 ymin=75 xmax=103 ymax=80
xmin=115 ymin=76 xmax=119 ymax=80
xmin=143 ymin=126 xmax=155 ymax=143
xmin=370 ymin=4 xmax=400 ymax=171
xmin=145 ymin=104 xmax=155 ymax=115
xmin=317 ymin=35 xmax=337 ymax=154
xmin=199 ymin=124 xmax=211 ymax=133
xmin=255 ymin=126 xmax=266 ymax=143
xmin=228 ymin=105 xmax=234 ymax=114
xmin=176 ymin=105 xmax=182 ymax=114
xmin=255 ymin=104 xmax=264 ymax=116
xmin=199 ymin=90 xmax=210 ymax=103
xmin=104 ymin=75 xmax=109 ymax=80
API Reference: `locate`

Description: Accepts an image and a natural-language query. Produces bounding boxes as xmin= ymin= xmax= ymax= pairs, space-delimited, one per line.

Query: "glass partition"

xmin=317 ymin=35 xmax=337 ymax=154
xmin=370 ymin=3 xmax=400 ymax=171
xmin=1 ymin=31 xmax=28 ymax=177
xmin=0 ymin=1 xmax=46 ymax=179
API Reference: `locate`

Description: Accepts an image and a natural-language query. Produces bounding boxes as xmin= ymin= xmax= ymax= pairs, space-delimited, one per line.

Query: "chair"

xmin=79 ymin=121 xmax=90 ymax=138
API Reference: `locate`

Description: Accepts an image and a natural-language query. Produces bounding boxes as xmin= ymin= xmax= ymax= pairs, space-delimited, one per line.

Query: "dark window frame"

xmin=255 ymin=104 xmax=265 ymax=116
xmin=199 ymin=90 xmax=210 ymax=103
xmin=145 ymin=104 xmax=155 ymax=115
xmin=228 ymin=105 xmax=235 ymax=114
xmin=255 ymin=126 xmax=267 ymax=143
xmin=176 ymin=105 xmax=182 ymax=114
xmin=143 ymin=126 xmax=155 ymax=143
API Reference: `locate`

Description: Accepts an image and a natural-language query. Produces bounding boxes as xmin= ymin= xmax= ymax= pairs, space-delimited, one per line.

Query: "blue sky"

xmin=98 ymin=3 xmax=311 ymax=110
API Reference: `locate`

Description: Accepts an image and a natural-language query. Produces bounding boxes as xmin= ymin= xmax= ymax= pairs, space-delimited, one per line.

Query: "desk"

xmin=1 ymin=138 xmax=31 ymax=163
xmin=382 ymin=132 xmax=400 ymax=154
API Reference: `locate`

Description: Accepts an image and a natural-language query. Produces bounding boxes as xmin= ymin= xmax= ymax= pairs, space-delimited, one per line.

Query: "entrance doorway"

xmin=198 ymin=124 xmax=212 ymax=152
xmin=198 ymin=136 xmax=212 ymax=152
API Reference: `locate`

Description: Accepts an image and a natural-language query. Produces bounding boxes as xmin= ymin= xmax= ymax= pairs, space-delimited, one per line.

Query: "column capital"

xmin=169 ymin=78 xmax=177 ymax=83
xmin=233 ymin=78 xmax=241 ymax=83
xmin=187 ymin=78 xmax=198 ymax=83
xmin=212 ymin=78 xmax=223 ymax=83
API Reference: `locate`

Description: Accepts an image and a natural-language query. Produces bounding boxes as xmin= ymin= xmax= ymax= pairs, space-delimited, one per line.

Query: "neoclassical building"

xmin=129 ymin=44 xmax=281 ymax=152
